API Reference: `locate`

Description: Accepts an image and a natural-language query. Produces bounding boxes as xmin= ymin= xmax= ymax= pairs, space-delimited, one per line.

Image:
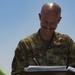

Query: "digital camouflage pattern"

xmin=11 ymin=31 xmax=75 ymax=75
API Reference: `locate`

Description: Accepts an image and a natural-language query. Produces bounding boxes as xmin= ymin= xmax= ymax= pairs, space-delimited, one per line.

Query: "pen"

xmin=33 ymin=57 xmax=40 ymax=66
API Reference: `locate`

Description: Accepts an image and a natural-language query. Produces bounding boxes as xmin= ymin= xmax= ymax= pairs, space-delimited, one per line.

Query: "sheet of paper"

xmin=24 ymin=66 xmax=67 ymax=72
xmin=67 ymin=66 xmax=75 ymax=73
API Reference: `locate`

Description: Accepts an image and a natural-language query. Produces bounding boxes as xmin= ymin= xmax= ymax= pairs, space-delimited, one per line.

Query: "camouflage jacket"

xmin=11 ymin=31 xmax=75 ymax=75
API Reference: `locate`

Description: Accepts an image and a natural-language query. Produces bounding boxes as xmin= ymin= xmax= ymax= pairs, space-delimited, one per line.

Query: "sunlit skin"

xmin=39 ymin=2 xmax=62 ymax=40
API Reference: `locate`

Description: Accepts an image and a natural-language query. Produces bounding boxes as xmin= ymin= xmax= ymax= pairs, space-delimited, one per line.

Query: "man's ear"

xmin=38 ymin=13 xmax=41 ymax=21
xmin=58 ymin=17 xmax=62 ymax=24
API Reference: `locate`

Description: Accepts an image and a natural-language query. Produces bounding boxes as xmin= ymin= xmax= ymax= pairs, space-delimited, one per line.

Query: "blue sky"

xmin=0 ymin=0 xmax=75 ymax=74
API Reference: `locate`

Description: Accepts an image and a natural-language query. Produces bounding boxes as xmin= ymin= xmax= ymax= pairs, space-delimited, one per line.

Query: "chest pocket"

xmin=46 ymin=45 xmax=69 ymax=65
xmin=27 ymin=48 xmax=48 ymax=65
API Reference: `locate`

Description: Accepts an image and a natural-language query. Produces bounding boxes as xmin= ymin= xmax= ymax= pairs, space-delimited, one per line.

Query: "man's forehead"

xmin=42 ymin=9 xmax=59 ymax=17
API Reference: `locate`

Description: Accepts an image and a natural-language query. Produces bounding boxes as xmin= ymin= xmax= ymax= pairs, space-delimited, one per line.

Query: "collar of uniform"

xmin=35 ymin=29 xmax=46 ymax=48
xmin=50 ymin=32 xmax=63 ymax=47
xmin=35 ymin=29 xmax=57 ymax=48
xmin=35 ymin=29 xmax=62 ymax=48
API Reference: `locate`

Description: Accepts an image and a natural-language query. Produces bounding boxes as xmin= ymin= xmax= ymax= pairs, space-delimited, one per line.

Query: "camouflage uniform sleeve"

xmin=69 ymin=41 xmax=75 ymax=67
xmin=11 ymin=40 xmax=29 ymax=75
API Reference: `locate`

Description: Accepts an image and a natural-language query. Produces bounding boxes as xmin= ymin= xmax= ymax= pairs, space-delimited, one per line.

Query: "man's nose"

xmin=47 ymin=22 xmax=54 ymax=28
xmin=47 ymin=22 xmax=53 ymax=26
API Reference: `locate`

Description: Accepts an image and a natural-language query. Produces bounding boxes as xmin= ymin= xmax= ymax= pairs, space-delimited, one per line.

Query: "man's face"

xmin=39 ymin=12 xmax=61 ymax=36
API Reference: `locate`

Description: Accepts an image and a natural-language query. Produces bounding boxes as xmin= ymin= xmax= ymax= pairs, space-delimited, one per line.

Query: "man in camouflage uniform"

xmin=11 ymin=2 xmax=75 ymax=75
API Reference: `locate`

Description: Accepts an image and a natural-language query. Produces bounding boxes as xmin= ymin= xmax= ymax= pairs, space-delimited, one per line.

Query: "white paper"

xmin=24 ymin=66 xmax=67 ymax=72
xmin=67 ymin=66 xmax=75 ymax=73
